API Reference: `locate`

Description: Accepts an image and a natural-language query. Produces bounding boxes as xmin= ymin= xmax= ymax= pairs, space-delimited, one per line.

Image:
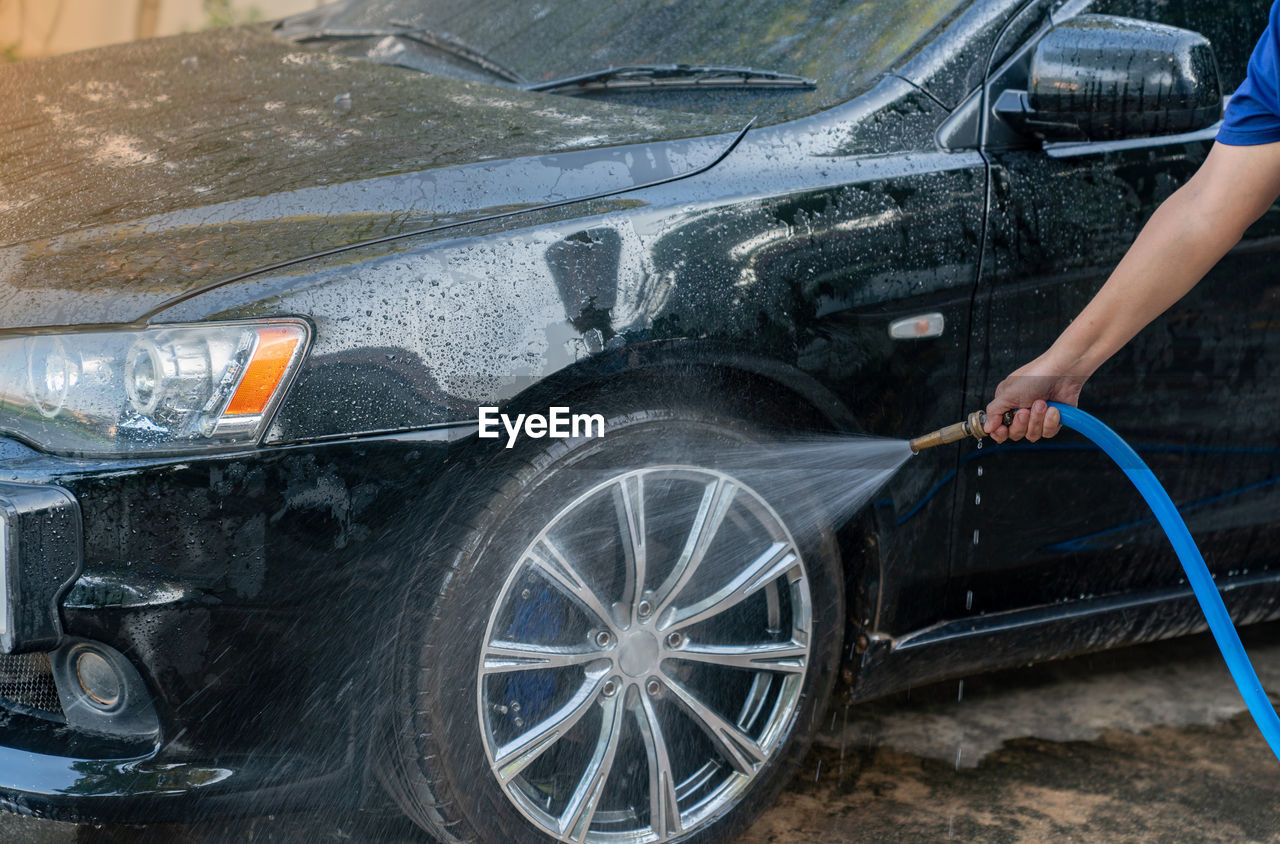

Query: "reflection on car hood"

xmin=0 ymin=24 xmax=739 ymax=329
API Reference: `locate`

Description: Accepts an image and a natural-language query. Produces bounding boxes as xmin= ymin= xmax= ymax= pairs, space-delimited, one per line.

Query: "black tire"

xmin=380 ymin=403 xmax=844 ymax=844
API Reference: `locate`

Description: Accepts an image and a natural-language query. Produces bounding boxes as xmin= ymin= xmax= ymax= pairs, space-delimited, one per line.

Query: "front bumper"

xmin=0 ymin=720 xmax=353 ymax=823
xmin=0 ymin=430 xmax=458 ymax=820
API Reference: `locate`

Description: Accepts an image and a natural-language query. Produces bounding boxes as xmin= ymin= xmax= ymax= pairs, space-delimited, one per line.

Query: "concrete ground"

xmin=6 ymin=624 xmax=1280 ymax=843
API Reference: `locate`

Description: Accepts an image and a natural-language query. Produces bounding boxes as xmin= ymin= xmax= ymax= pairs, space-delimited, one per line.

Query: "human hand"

xmin=983 ymin=353 xmax=1088 ymax=443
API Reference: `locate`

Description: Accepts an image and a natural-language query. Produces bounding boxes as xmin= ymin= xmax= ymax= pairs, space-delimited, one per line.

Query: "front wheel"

xmin=384 ymin=409 xmax=844 ymax=843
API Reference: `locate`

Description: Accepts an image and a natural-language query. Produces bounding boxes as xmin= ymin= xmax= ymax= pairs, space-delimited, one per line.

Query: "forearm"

xmin=982 ymin=198 xmax=1224 ymax=443
xmin=1043 ymin=141 xmax=1280 ymax=379
xmin=1046 ymin=184 xmax=1242 ymax=376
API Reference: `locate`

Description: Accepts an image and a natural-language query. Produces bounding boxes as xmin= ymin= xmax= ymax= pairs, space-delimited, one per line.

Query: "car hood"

xmin=0 ymin=24 xmax=740 ymax=329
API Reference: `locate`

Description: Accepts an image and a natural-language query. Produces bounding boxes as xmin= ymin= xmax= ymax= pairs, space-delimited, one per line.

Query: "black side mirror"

xmin=996 ymin=15 xmax=1222 ymax=143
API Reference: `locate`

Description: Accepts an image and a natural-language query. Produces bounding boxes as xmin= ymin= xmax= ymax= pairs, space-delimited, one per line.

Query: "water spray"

xmin=905 ymin=402 xmax=1280 ymax=762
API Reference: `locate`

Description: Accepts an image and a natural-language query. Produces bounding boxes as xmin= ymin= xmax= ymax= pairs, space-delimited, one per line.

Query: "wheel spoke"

xmin=614 ymin=474 xmax=647 ymax=618
xmin=654 ymin=478 xmax=737 ymax=619
xmin=670 ymin=640 xmax=807 ymax=675
xmin=660 ymin=676 xmax=767 ymax=776
xmin=560 ymin=690 xmax=627 ymax=841
xmin=528 ymin=538 xmax=617 ymax=632
xmin=663 ymin=542 xmax=798 ymax=631
xmin=493 ymin=668 xmax=609 ymax=782
xmin=634 ymin=690 xmax=681 ymax=839
xmin=481 ymin=640 xmax=606 ymax=676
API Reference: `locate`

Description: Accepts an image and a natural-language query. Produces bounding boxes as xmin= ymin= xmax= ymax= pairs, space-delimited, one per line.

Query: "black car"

xmin=0 ymin=0 xmax=1276 ymax=840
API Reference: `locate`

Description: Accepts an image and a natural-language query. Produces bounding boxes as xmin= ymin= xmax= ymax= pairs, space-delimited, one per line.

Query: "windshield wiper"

xmin=526 ymin=65 xmax=816 ymax=95
xmin=286 ymin=23 xmax=526 ymax=86
xmin=279 ymin=21 xmax=812 ymax=99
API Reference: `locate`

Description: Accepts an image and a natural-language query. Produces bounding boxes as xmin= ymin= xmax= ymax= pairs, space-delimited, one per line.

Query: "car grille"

xmin=0 ymin=652 xmax=63 ymax=718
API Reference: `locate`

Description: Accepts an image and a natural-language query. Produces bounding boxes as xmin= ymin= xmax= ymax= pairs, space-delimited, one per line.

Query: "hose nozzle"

xmin=908 ymin=410 xmax=1015 ymax=453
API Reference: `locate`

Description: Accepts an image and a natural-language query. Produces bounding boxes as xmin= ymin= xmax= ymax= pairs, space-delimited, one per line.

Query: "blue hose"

xmin=1050 ymin=401 xmax=1280 ymax=761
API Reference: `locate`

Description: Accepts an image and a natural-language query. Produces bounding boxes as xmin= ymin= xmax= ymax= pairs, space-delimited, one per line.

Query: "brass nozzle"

xmin=908 ymin=411 xmax=988 ymax=453
xmin=908 ymin=409 xmax=1020 ymax=453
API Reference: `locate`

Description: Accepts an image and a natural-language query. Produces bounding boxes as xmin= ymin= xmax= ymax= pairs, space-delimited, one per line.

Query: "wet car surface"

xmin=1 ymin=0 xmax=1279 ymax=841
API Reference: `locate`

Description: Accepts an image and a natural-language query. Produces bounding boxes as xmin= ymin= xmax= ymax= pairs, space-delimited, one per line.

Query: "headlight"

xmin=0 ymin=320 xmax=310 ymax=456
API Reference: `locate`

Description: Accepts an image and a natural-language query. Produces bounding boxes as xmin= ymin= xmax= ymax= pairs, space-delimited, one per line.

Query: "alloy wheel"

xmin=477 ymin=466 xmax=813 ymax=843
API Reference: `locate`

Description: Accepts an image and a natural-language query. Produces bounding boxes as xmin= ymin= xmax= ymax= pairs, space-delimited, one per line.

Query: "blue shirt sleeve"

xmin=1218 ymin=0 xmax=1280 ymax=146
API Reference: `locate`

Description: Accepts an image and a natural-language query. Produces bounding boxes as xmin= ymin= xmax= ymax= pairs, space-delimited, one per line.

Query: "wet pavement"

xmin=6 ymin=624 xmax=1280 ymax=843
xmin=743 ymin=624 xmax=1280 ymax=844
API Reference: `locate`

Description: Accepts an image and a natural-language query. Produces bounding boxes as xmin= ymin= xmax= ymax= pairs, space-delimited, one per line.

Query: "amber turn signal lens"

xmin=224 ymin=326 xmax=305 ymax=416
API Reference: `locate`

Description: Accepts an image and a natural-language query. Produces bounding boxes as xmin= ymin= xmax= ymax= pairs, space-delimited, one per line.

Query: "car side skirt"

xmin=851 ymin=569 xmax=1280 ymax=701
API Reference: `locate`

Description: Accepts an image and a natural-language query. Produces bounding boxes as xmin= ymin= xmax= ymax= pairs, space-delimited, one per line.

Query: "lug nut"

xmin=665 ymin=632 xmax=683 ymax=648
xmin=602 ymin=679 xmax=618 ymax=697
xmin=646 ymin=678 xmax=661 ymax=697
xmin=595 ymin=630 xmax=612 ymax=648
xmin=637 ymin=599 xmax=653 ymax=619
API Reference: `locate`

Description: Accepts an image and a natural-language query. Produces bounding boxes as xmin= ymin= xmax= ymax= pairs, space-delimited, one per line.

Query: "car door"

xmin=952 ymin=0 xmax=1280 ymax=619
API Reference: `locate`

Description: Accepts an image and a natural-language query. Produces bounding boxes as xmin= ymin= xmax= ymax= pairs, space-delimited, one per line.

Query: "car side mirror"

xmin=995 ymin=14 xmax=1222 ymax=143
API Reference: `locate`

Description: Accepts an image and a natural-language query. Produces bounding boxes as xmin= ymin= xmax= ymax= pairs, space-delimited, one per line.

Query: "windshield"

xmin=280 ymin=0 xmax=970 ymax=124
